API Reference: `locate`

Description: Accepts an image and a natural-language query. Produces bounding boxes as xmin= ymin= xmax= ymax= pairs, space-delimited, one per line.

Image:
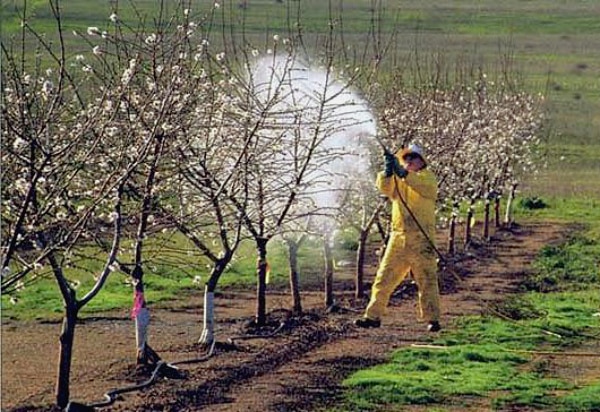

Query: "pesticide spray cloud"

xmin=249 ymin=54 xmax=378 ymax=220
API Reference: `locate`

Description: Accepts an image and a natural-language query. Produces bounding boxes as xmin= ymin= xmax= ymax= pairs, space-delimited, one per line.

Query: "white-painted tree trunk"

xmin=198 ymin=286 xmax=215 ymax=346
xmin=135 ymin=307 xmax=150 ymax=353
xmin=504 ymin=183 xmax=518 ymax=225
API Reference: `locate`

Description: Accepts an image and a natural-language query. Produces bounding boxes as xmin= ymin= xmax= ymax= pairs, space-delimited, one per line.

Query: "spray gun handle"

xmin=374 ymin=135 xmax=393 ymax=156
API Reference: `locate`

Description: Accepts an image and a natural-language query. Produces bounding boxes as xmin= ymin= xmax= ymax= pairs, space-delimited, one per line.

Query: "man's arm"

xmin=404 ymin=170 xmax=437 ymax=200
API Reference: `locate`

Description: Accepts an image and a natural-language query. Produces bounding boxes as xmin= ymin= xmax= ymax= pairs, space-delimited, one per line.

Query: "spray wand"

xmin=372 ymin=135 xmax=447 ymax=266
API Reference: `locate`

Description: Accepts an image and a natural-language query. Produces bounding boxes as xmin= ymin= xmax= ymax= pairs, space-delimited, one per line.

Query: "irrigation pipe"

xmin=89 ymin=361 xmax=168 ymax=408
xmin=503 ymin=348 xmax=600 ymax=357
xmin=76 ymin=315 xmax=312 ymax=411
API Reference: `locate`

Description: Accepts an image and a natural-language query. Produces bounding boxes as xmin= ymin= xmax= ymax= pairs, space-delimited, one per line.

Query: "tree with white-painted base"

xmin=0 ymin=1 xmax=148 ymax=402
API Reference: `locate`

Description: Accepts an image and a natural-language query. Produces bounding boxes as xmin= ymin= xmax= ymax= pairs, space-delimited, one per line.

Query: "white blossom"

xmin=12 ymin=137 xmax=27 ymax=150
xmin=41 ymin=80 xmax=53 ymax=95
xmin=121 ymin=67 xmax=133 ymax=85
xmin=145 ymin=33 xmax=158 ymax=45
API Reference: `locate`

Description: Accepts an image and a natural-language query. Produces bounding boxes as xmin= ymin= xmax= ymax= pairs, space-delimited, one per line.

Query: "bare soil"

xmin=3 ymin=222 xmax=599 ymax=412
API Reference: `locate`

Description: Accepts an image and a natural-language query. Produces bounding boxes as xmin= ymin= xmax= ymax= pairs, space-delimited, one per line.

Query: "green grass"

xmin=0 ymin=231 xmax=355 ymax=320
xmin=343 ymin=345 xmax=567 ymax=410
xmin=339 ymin=290 xmax=600 ymax=411
xmin=514 ymin=196 xmax=600 ymax=231
xmin=521 ymin=143 xmax=600 ymax=198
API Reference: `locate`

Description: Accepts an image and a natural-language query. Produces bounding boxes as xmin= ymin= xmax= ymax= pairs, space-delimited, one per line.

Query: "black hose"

xmin=169 ymin=339 xmax=216 ymax=366
xmin=89 ymin=360 xmax=168 ymax=408
xmin=64 ymin=330 xmax=241 ymax=411
xmin=64 ymin=361 xmax=168 ymax=411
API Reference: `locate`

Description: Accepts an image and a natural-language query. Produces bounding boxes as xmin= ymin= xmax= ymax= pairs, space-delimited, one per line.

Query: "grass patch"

xmin=339 ymin=289 xmax=600 ymax=411
xmin=513 ymin=196 xmax=600 ymax=227
xmin=524 ymin=235 xmax=600 ymax=292
xmin=0 ymin=230 xmax=354 ymax=319
xmin=559 ymin=382 xmax=600 ymax=412
xmin=343 ymin=344 xmax=568 ymax=410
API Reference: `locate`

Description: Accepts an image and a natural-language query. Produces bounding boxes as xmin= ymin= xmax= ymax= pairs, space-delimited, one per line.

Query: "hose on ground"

xmin=65 ymin=342 xmax=218 ymax=412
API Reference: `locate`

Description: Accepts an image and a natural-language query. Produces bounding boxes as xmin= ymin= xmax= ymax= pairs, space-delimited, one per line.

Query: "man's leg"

xmin=412 ymin=249 xmax=441 ymax=331
xmin=359 ymin=233 xmax=410 ymax=325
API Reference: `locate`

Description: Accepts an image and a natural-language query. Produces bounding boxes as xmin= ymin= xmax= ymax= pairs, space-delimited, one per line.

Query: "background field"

xmin=3 ymin=0 xmax=599 ymax=199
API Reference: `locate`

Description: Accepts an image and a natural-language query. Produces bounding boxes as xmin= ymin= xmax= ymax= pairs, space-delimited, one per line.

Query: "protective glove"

xmin=383 ymin=152 xmax=408 ymax=178
xmin=383 ymin=152 xmax=396 ymax=177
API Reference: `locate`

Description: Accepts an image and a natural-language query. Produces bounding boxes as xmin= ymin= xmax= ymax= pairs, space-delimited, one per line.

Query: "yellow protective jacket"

xmin=376 ymin=167 xmax=437 ymax=240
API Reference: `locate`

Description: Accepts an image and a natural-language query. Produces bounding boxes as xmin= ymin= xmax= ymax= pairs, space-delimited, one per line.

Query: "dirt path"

xmin=1 ymin=222 xmax=577 ymax=411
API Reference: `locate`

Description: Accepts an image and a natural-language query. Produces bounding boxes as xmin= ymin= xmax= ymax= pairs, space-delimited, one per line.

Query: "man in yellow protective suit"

xmin=355 ymin=144 xmax=441 ymax=332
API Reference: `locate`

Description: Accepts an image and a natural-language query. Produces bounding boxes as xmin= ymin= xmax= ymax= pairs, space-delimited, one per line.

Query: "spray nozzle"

xmin=374 ymin=134 xmax=393 ymax=156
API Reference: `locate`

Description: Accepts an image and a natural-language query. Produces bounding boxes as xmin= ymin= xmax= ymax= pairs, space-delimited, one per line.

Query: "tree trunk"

xmin=355 ymin=229 xmax=369 ymax=299
xmin=448 ymin=212 xmax=456 ymax=255
xmin=465 ymin=199 xmax=474 ymax=248
xmin=131 ymin=270 xmax=160 ymax=365
xmin=287 ymin=240 xmax=303 ymax=315
xmin=494 ymin=195 xmax=501 ymax=228
xmin=200 ymin=257 xmax=230 ymax=345
xmin=323 ymin=237 xmax=334 ymax=308
xmin=255 ymin=238 xmax=269 ymax=326
xmin=55 ymin=297 xmax=78 ymax=408
xmin=483 ymin=197 xmax=490 ymax=241
xmin=504 ymin=183 xmax=518 ymax=226
xmin=199 ymin=285 xmax=215 ymax=345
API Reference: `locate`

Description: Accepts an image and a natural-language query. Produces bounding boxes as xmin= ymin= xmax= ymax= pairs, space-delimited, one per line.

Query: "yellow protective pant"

xmin=365 ymin=231 xmax=440 ymax=323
